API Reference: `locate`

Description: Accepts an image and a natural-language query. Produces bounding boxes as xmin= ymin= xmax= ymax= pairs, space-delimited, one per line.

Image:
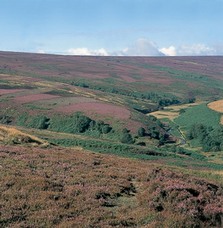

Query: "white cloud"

xmin=37 ymin=49 xmax=46 ymax=54
xmin=159 ymin=46 xmax=176 ymax=56
xmin=67 ymin=39 xmax=164 ymax=57
xmin=160 ymin=43 xmax=222 ymax=56
xmin=212 ymin=44 xmax=223 ymax=55
xmin=116 ymin=38 xmax=164 ymax=56
xmin=177 ymin=44 xmax=217 ymax=56
xmin=67 ymin=48 xmax=108 ymax=56
xmin=65 ymin=41 xmax=223 ymax=57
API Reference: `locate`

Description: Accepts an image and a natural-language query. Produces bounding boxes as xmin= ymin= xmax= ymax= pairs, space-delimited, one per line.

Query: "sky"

xmin=0 ymin=0 xmax=223 ymax=56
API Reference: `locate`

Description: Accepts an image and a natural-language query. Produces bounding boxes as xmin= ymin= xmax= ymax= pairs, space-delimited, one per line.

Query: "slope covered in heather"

xmin=0 ymin=52 xmax=223 ymax=227
xmin=0 ymin=144 xmax=223 ymax=227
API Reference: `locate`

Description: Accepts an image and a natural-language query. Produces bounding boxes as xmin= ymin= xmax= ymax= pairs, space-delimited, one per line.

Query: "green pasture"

xmin=175 ymin=103 xmax=221 ymax=131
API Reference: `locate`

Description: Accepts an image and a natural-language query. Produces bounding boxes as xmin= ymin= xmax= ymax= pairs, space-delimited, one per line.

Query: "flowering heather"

xmin=0 ymin=145 xmax=222 ymax=227
xmin=144 ymin=168 xmax=223 ymax=227
xmin=14 ymin=93 xmax=60 ymax=103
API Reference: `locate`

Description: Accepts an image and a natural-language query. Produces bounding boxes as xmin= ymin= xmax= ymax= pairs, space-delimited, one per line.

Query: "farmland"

xmin=0 ymin=51 xmax=223 ymax=227
xmin=175 ymin=103 xmax=221 ymax=131
xmin=208 ymin=99 xmax=223 ymax=124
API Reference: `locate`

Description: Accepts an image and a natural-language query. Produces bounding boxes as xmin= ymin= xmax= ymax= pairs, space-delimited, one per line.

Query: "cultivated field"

xmin=208 ymin=99 xmax=223 ymax=124
xmin=148 ymin=102 xmax=202 ymax=120
xmin=208 ymin=99 xmax=223 ymax=113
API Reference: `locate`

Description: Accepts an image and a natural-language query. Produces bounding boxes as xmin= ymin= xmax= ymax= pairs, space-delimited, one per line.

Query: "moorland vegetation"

xmin=0 ymin=52 xmax=223 ymax=227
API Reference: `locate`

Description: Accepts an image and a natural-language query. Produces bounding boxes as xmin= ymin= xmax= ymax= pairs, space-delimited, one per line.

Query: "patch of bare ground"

xmin=0 ymin=125 xmax=48 ymax=146
xmin=0 ymin=144 xmax=222 ymax=227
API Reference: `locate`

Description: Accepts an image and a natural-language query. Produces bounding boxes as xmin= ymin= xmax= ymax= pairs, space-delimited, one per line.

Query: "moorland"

xmin=0 ymin=51 xmax=223 ymax=227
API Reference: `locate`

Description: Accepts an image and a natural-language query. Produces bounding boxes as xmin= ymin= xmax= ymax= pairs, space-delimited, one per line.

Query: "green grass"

xmin=0 ymin=83 xmax=35 ymax=90
xmin=160 ymin=118 xmax=182 ymax=138
xmin=50 ymin=136 xmax=223 ymax=171
xmin=167 ymin=158 xmax=223 ymax=171
xmin=25 ymin=104 xmax=51 ymax=110
xmin=44 ymin=89 xmax=74 ymax=97
xmin=143 ymin=64 xmax=223 ymax=88
xmin=174 ymin=103 xmax=222 ymax=149
xmin=139 ymin=64 xmax=223 ymax=100
xmin=0 ymin=68 xmax=18 ymax=75
xmin=175 ymin=103 xmax=221 ymax=132
xmin=48 ymin=137 xmax=166 ymax=160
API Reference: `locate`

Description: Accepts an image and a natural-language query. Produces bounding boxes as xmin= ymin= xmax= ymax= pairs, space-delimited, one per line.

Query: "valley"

xmin=0 ymin=51 xmax=223 ymax=227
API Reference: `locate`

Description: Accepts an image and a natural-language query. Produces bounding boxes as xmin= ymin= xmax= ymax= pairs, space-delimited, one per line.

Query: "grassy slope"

xmin=0 ymin=125 xmax=48 ymax=146
xmin=150 ymin=102 xmax=223 ymax=151
xmin=175 ymin=103 xmax=221 ymax=131
xmin=174 ymin=103 xmax=222 ymax=148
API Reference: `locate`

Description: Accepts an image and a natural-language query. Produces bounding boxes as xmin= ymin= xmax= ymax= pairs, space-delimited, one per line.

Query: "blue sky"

xmin=0 ymin=0 xmax=223 ymax=56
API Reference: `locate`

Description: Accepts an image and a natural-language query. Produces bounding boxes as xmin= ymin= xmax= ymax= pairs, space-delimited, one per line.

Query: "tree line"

xmin=187 ymin=123 xmax=223 ymax=152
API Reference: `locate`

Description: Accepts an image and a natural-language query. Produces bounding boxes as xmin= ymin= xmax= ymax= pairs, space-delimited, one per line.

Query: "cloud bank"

xmin=175 ymin=44 xmax=217 ymax=56
xmin=66 ymin=39 xmax=223 ymax=57
xmin=67 ymin=48 xmax=108 ymax=56
xmin=36 ymin=49 xmax=46 ymax=54
xmin=66 ymin=39 xmax=164 ymax=57
xmin=116 ymin=39 xmax=164 ymax=56
xmin=159 ymin=46 xmax=176 ymax=56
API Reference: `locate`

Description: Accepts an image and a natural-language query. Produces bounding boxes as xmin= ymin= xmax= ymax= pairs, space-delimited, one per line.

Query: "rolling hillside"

xmin=0 ymin=51 xmax=223 ymax=227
